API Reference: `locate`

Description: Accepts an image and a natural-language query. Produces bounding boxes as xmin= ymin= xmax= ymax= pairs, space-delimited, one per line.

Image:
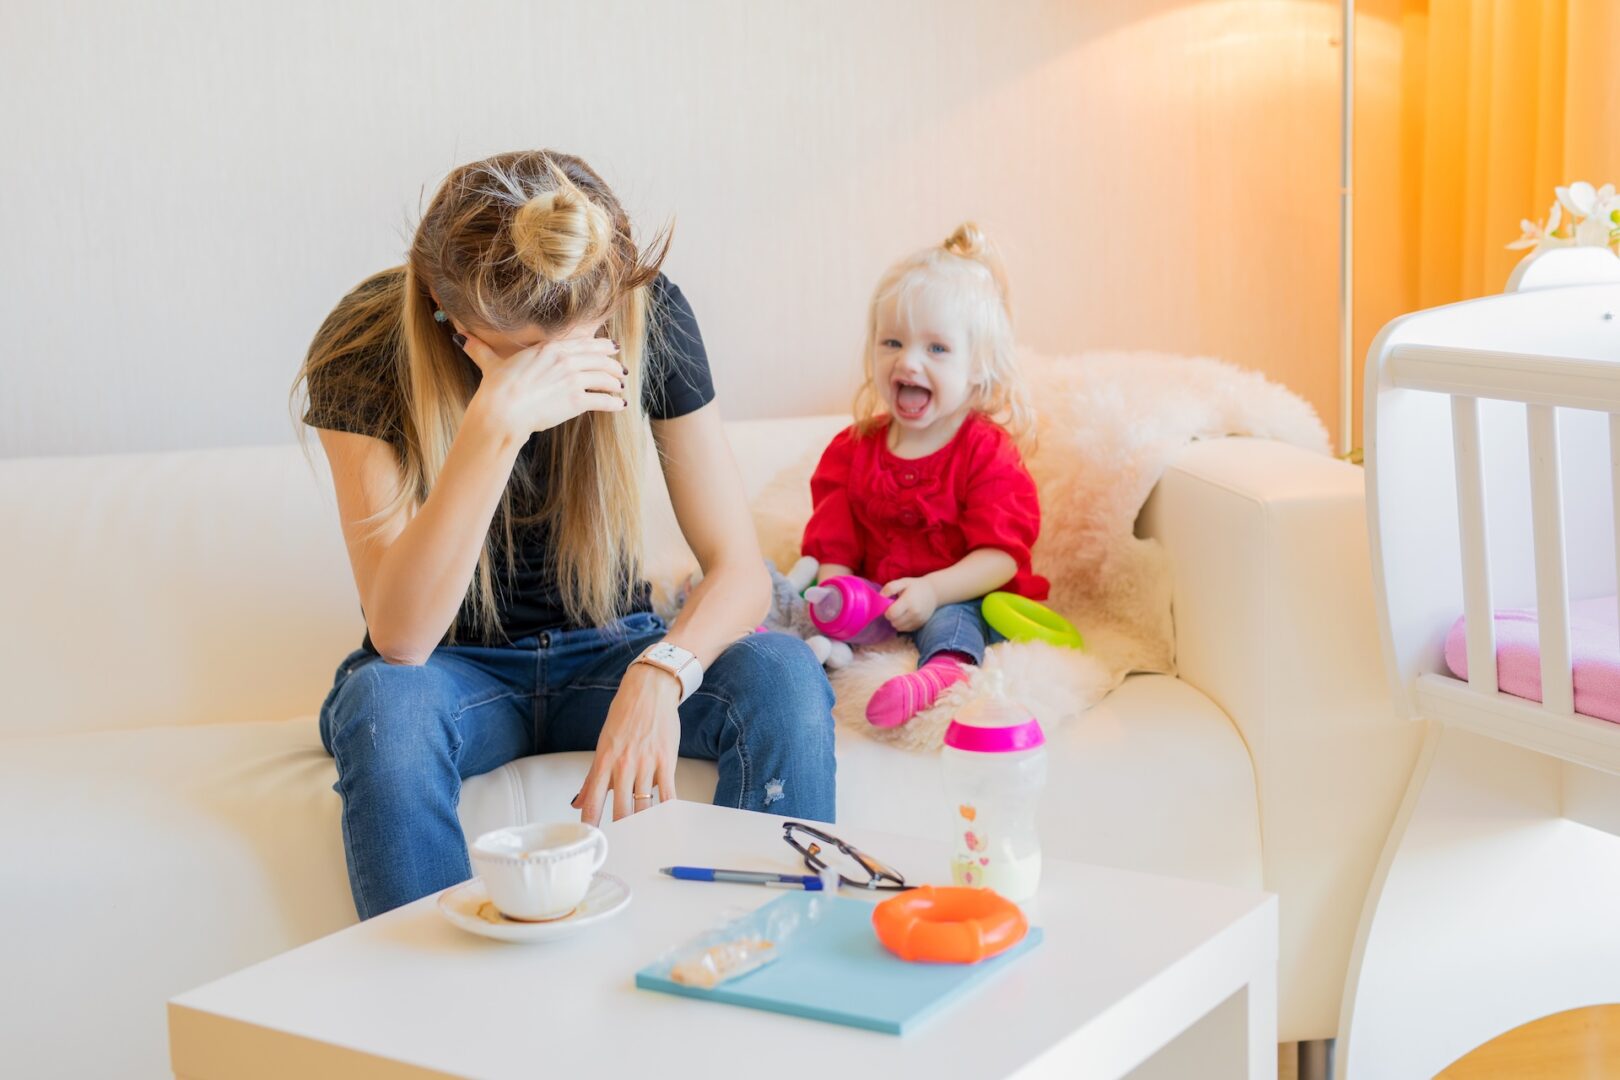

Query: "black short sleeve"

xmin=643 ymin=275 xmax=716 ymax=420
xmin=301 ymin=345 xmax=400 ymax=443
xmin=300 ymin=272 xmax=406 ymax=446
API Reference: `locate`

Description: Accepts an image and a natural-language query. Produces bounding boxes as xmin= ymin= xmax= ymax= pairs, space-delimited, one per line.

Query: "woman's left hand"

xmin=573 ymin=665 xmax=682 ymax=824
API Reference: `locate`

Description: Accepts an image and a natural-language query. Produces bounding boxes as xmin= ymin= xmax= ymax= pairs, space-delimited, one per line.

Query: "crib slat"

xmin=1451 ymin=396 xmax=1496 ymax=692
xmin=1527 ymin=404 xmax=1574 ymax=715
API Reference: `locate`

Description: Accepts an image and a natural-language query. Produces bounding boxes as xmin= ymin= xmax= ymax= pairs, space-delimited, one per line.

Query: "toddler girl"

xmin=802 ymin=223 xmax=1047 ymax=728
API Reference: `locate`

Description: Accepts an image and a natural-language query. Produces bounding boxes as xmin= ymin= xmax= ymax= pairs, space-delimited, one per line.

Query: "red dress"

xmin=801 ymin=413 xmax=1049 ymax=599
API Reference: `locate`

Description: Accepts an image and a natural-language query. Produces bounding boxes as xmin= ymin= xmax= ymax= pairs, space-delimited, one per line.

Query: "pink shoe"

xmin=866 ymin=655 xmax=972 ymax=728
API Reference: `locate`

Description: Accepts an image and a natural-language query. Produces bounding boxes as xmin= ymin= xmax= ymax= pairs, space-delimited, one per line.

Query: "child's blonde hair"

xmin=853 ymin=222 xmax=1033 ymax=446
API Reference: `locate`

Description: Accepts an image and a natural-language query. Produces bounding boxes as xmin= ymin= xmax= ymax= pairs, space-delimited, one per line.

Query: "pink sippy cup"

xmin=802 ymin=576 xmax=897 ymax=645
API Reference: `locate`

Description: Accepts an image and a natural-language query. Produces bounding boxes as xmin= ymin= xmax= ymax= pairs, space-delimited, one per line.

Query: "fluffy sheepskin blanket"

xmin=745 ymin=349 xmax=1330 ymax=751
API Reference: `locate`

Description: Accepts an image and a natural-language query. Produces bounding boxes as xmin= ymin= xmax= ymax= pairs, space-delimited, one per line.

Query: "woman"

xmin=295 ymin=149 xmax=836 ymax=919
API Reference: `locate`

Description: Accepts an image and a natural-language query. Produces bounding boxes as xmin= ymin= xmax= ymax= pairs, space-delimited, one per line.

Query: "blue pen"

xmin=661 ymin=866 xmax=830 ymax=890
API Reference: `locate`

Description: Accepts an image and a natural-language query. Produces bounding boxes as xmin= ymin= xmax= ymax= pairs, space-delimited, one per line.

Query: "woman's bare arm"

xmin=652 ymin=402 xmax=772 ymax=665
xmin=318 ymin=410 xmax=523 ymax=665
xmin=573 ymin=401 xmax=773 ymax=825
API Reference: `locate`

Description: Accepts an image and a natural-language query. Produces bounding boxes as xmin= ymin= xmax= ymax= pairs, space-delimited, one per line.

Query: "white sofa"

xmin=0 ymin=415 xmax=1415 ymax=1078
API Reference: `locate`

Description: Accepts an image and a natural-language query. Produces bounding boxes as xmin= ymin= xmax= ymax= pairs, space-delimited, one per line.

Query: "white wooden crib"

xmin=1343 ymin=249 xmax=1620 ymax=1078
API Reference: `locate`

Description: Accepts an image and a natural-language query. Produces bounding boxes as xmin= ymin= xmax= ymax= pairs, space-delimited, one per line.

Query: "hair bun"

xmin=511 ymin=177 xmax=612 ymax=281
xmin=941 ymin=220 xmax=1011 ymax=316
xmin=943 ymin=222 xmax=988 ymax=259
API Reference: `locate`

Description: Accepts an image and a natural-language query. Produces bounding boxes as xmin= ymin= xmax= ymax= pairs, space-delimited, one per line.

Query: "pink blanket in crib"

xmin=1444 ymin=596 xmax=1620 ymax=724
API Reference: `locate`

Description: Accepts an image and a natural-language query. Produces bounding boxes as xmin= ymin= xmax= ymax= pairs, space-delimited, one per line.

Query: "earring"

xmin=433 ymin=309 xmax=448 ymax=324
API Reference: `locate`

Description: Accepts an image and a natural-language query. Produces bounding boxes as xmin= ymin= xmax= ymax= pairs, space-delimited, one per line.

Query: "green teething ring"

xmin=981 ymin=592 xmax=1084 ymax=650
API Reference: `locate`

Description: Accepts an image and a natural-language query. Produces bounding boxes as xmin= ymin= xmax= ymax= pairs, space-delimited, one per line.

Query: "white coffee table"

xmin=169 ymin=802 xmax=1275 ymax=1079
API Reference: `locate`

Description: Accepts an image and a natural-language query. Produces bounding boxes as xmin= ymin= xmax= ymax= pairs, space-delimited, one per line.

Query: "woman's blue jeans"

xmin=317 ymin=612 xmax=837 ymax=919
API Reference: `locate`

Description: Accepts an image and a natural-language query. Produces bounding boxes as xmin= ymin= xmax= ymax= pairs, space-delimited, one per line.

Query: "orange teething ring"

xmin=872 ymin=886 xmax=1028 ymax=964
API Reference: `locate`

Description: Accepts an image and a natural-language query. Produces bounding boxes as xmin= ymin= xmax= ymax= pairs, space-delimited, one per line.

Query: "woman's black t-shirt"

xmin=302 ymin=273 xmax=715 ymax=651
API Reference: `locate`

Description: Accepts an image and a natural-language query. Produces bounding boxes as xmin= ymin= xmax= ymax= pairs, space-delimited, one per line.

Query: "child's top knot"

xmin=510 ymin=173 xmax=612 ymax=282
xmin=943 ymin=222 xmax=988 ymax=259
xmin=940 ymin=221 xmax=1011 ymax=314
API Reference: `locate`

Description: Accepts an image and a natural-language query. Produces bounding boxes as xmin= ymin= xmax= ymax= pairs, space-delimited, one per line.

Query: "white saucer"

xmin=438 ymin=873 xmax=631 ymax=944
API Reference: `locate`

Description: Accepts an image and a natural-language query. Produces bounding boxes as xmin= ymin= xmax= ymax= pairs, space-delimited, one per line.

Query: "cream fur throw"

xmin=746 ymin=350 xmax=1331 ymax=752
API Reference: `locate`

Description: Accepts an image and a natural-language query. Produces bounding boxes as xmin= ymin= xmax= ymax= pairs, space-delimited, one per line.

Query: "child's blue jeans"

xmin=912 ymin=599 xmax=1006 ymax=665
xmin=317 ymin=612 xmax=837 ymax=919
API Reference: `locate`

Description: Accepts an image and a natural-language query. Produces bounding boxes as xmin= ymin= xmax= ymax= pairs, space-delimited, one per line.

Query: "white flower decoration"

xmin=1556 ymin=181 xmax=1608 ymax=219
xmin=1507 ymin=200 xmax=1569 ymax=252
xmin=1511 ymin=181 xmax=1620 ymax=254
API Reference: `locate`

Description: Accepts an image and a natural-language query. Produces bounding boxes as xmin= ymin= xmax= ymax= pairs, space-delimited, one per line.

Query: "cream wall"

xmin=0 ymin=0 xmax=1344 ymax=458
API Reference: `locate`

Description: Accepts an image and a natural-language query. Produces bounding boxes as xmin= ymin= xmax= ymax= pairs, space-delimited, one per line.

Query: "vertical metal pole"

xmin=1300 ymin=1037 xmax=1337 ymax=1080
xmin=1339 ymin=0 xmax=1356 ymax=457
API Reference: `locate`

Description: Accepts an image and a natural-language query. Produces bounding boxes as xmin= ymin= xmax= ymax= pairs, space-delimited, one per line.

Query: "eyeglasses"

xmin=782 ymin=821 xmax=912 ymax=891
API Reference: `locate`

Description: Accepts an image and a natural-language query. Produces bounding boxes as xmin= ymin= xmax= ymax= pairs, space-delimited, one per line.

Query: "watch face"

xmin=647 ymin=644 xmax=683 ymax=666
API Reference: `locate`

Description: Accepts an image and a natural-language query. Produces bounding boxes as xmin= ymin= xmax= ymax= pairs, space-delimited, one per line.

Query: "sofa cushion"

xmin=0 ymin=446 xmax=366 ymax=738
xmin=0 ymin=719 xmax=351 ymax=1078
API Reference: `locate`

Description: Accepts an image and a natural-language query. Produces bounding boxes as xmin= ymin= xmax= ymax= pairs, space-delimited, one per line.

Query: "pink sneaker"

xmin=866 ymin=655 xmax=973 ymax=728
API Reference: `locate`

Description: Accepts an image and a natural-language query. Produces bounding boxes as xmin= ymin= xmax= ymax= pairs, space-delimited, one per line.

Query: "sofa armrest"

xmin=1138 ymin=437 xmax=1423 ymax=1041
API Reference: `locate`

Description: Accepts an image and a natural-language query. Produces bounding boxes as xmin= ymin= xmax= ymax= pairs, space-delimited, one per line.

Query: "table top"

xmin=170 ymin=802 xmax=1275 ymax=1080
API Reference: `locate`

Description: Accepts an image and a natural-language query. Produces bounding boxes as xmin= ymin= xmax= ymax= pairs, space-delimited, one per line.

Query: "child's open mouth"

xmin=893 ymin=380 xmax=932 ymax=421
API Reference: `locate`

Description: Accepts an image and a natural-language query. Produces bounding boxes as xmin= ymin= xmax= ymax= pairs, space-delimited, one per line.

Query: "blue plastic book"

xmin=634 ymin=891 xmax=1043 ymax=1035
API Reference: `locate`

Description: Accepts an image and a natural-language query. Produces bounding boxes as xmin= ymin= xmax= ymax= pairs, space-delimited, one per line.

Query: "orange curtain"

xmin=1563 ymin=0 xmax=1620 ymax=187
xmin=1351 ymin=0 xmax=1620 ymax=446
xmin=1409 ymin=0 xmax=1558 ymax=305
xmin=1398 ymin=0 xmax=1620 ymax=305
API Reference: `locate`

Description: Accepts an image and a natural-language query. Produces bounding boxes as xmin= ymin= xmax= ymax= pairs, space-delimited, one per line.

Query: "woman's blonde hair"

xmin=853 ymin=222 xmax=1032 ymax=446
xmin=294 ymin=149 xmax=669 ymax=640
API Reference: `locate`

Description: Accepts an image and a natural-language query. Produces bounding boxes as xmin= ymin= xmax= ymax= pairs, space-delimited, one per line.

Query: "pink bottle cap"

xmin=943 ymin=717 xmax=1045 ymax=753
xmin=942 ymin=669 xmax=1044 ymax=752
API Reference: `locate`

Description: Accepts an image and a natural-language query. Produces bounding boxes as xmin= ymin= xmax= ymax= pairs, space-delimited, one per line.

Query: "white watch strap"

xmin=636 ymin=643 xmax=703 ymax=704
xmin=673 ymin=656 xmax=701 ymax=703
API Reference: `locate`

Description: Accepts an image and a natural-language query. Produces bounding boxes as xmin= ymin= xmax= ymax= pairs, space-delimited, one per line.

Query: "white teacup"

xmin=470 ymin=822 xmax=609 ymax=922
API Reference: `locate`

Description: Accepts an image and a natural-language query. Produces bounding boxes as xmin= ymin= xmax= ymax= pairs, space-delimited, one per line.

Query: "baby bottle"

xmin=803 ymin=576 xmax=897 ymax=645
xmin=941 ymin=670 xmax=1048 ymax=902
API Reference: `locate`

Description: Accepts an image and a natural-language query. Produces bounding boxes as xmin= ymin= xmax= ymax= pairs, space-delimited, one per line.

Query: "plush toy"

xmin=675 ymin=556 xmax=854 ymax=670
xmin=763 ymin=557 xmax=855 ymax=669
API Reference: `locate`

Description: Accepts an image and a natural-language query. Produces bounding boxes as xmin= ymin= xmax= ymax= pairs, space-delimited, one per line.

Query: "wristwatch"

xmin=632 ymin=641 xmax=704 ymax=704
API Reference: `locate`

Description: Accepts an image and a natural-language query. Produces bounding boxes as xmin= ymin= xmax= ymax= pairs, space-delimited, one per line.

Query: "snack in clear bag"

xmin=670 ymin=936 xmax=778 ymax=989
xmin=660 ymin=885 xmax=833 ymax=989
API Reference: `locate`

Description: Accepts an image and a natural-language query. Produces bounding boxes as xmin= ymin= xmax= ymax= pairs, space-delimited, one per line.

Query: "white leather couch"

xmin=0 ymin=416 xmax=1416 ymax=1078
